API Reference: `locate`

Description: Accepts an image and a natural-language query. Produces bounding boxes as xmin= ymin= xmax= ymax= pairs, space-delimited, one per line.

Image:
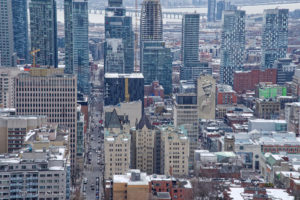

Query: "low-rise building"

xmin=275 ymin=58 xmax=298 ymax=85
xmin=149 ymin=174 xmax=193 ymax=200
xmin=24 ymin=124 xmax=68 ymax=150
xmin=194 ymin=150 xmax=242 ymax=179
xmin=112 ymin=170 xmax=150 ymax=200
xmin=217 ymin=84 xmax=237 ymax=105
xmin=285 ymin=102 xmax=300 ymax=136
xmin=144 ymin=81 xmax=164 ymax=99
xmin=0 ymin=115 xmax=47 ymax=153
xmin=0 ymin=146 xmax=70 ymax=200
xmin=248 ymin=119 xmax=287 ymax=132
xmin=254 ymin=99 xmax=280 ymax=119
xmin=233 ymin=69 xmax=277 ymax=94
xmin=255 ymin=82 xmax=287 ymax=99
xmin=216 ymin=104 xmax=253 ymax=119
xmin=105 ymin=170 xmax=193 ymax=200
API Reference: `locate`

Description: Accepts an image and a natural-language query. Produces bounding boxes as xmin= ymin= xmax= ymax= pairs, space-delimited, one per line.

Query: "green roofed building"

xmin=255 ymin=83 xmax=287 ymax=99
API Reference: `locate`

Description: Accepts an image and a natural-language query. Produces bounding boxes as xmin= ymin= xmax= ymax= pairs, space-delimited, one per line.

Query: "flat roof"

xmin=105 ymin=73 xmax=144 ymax=79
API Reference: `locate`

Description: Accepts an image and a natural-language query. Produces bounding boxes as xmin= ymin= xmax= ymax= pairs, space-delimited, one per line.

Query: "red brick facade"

xmin=233 ymin=69 xmax=277 ymax=94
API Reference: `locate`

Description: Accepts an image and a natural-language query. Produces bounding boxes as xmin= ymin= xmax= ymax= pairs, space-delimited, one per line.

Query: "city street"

xmin=82 ymin=66 xmax=105 ymax=200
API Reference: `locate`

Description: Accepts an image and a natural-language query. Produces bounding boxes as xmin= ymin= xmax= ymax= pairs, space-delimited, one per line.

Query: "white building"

xmin=248 ymin=119 xmax=287 ymax=132
xmin=0 ymin=146 xmax=70 ymax=200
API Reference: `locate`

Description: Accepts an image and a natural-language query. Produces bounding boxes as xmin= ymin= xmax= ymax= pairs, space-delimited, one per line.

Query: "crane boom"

xmin=30 ymin=49 xmax=40 ymax=68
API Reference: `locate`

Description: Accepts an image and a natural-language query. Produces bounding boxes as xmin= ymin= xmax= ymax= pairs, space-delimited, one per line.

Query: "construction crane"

xmin=134 ymin=0 xmax=139 ymax=72
xmin=30 ymin=49 xmax=40 ymax=67
xmin=125 ymin=78 xmax=130 ymax=102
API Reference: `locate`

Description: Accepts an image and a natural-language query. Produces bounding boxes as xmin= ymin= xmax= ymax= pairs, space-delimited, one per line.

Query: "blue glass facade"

xmin=12 ymin=0 xmax=28 ymax=62
xmin=182 ymin=14 xmax=199 ymax=65
xmin=262 ymin=9 xmax=289 ymax=69
xmin=142 ymin=41 xmax=172 ymax=94
xmin=105 ymin=6 xmax=134 ymax=73
xmin=104 ymin=73 xmax=144 ymax=107
xmin=0 ymin=0 xmax=15 ymax=67
xmin=180 ymin=62 xmax=212 ymax=81
xmin=64 ymin=0 xmax=90 ymax=94
xmin=207 ymin=0 xmax=216 ymax=22
xmin=29 ymin=0 xmax=58 ymax=67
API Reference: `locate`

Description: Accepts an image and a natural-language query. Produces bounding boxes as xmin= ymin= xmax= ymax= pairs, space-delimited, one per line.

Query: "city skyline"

xmin=0 ymin=0 xmax=300 ymax=199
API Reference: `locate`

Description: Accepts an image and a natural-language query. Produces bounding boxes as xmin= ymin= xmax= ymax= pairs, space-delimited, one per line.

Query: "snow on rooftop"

xmin=149 ymin=174 xmax=175 ymax=181
xmin=266 ymin=189 xmax=294 ymax=200
xmin=24 ymin=130 xmax=36 ymax=142
xmin=250 ymin=119 xmax=287 ymax=123
xmin=113 ymin=170 xmax=150 ymax=185
xmin=49 ymin=166 xmax=64 ymax=171
xmin=105 ymin=73 xmax=144 ymax=79
xmin=106 ymin=137 xmax=115 ymax=142
xmin=228 ymin=187 xmax=245 ymax=200
xmin=280 ymin=171 xmax=300 ymax=178
xmin=0 ymin=158 xmax=20 ymax=164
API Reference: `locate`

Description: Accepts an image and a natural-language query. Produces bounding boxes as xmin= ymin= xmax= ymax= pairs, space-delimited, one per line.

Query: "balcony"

xmin=11 ymin=177 xmax=23 ymax=181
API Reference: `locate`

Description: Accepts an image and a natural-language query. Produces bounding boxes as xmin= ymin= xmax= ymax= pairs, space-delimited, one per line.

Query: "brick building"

xmin=217 ymin=84 xmax=237 ymax=105
xmin=233 ymin=69 xmax=277 ymax=94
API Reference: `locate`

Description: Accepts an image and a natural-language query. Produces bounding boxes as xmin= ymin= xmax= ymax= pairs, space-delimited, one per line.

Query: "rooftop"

xmin=105 ymin=73 xmax=144 ymax=79
xmin=113 ymin=169 xmax=149 ymax=185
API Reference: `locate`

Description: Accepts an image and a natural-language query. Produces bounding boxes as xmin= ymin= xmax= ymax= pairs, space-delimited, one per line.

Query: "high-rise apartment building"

xmin=29 ymin=0 xmax=58 ymax=67
xmin=207 ymin=0 xmax=216 ymax=22
xmin=140 ymin=0 xmax=173 ymax=94
xmin=0 ymin=0 xmax=15 ymax=67
xmin=220 ymin=10 xmax=245 ymax=86
xmin=65 ymin=0 xmax=90 ymax=94
xmin=181 ymin=14 xmax=212 ymax=81
xmin=182 ymin=14 xmax=199 ymax=65
xmin=140 ymin=0 xmax=163 ymax=71
xmin=142 ymin=41 xmax=172 ymax=94
xmin=104 ymin=39 xmax=125 ymax=73
xmin=12 ymin=0 xmax=28 ymax=62
xmin=261 ymin=9 xmax=289 ymax=69
xmin=140 ymin=0 xmax=163 ymax=42
xmin=216 ymin=1 xmax=237 ymax=21
xmin=14 ymin=68 xmax=77 ymax=177
xmin=104 ymin=73 xmax=144 ymax=107
xmin=105 ymin=0 xmax=134 ymax=73
xmin=216 ymin=1 xmax=225 ymax=21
